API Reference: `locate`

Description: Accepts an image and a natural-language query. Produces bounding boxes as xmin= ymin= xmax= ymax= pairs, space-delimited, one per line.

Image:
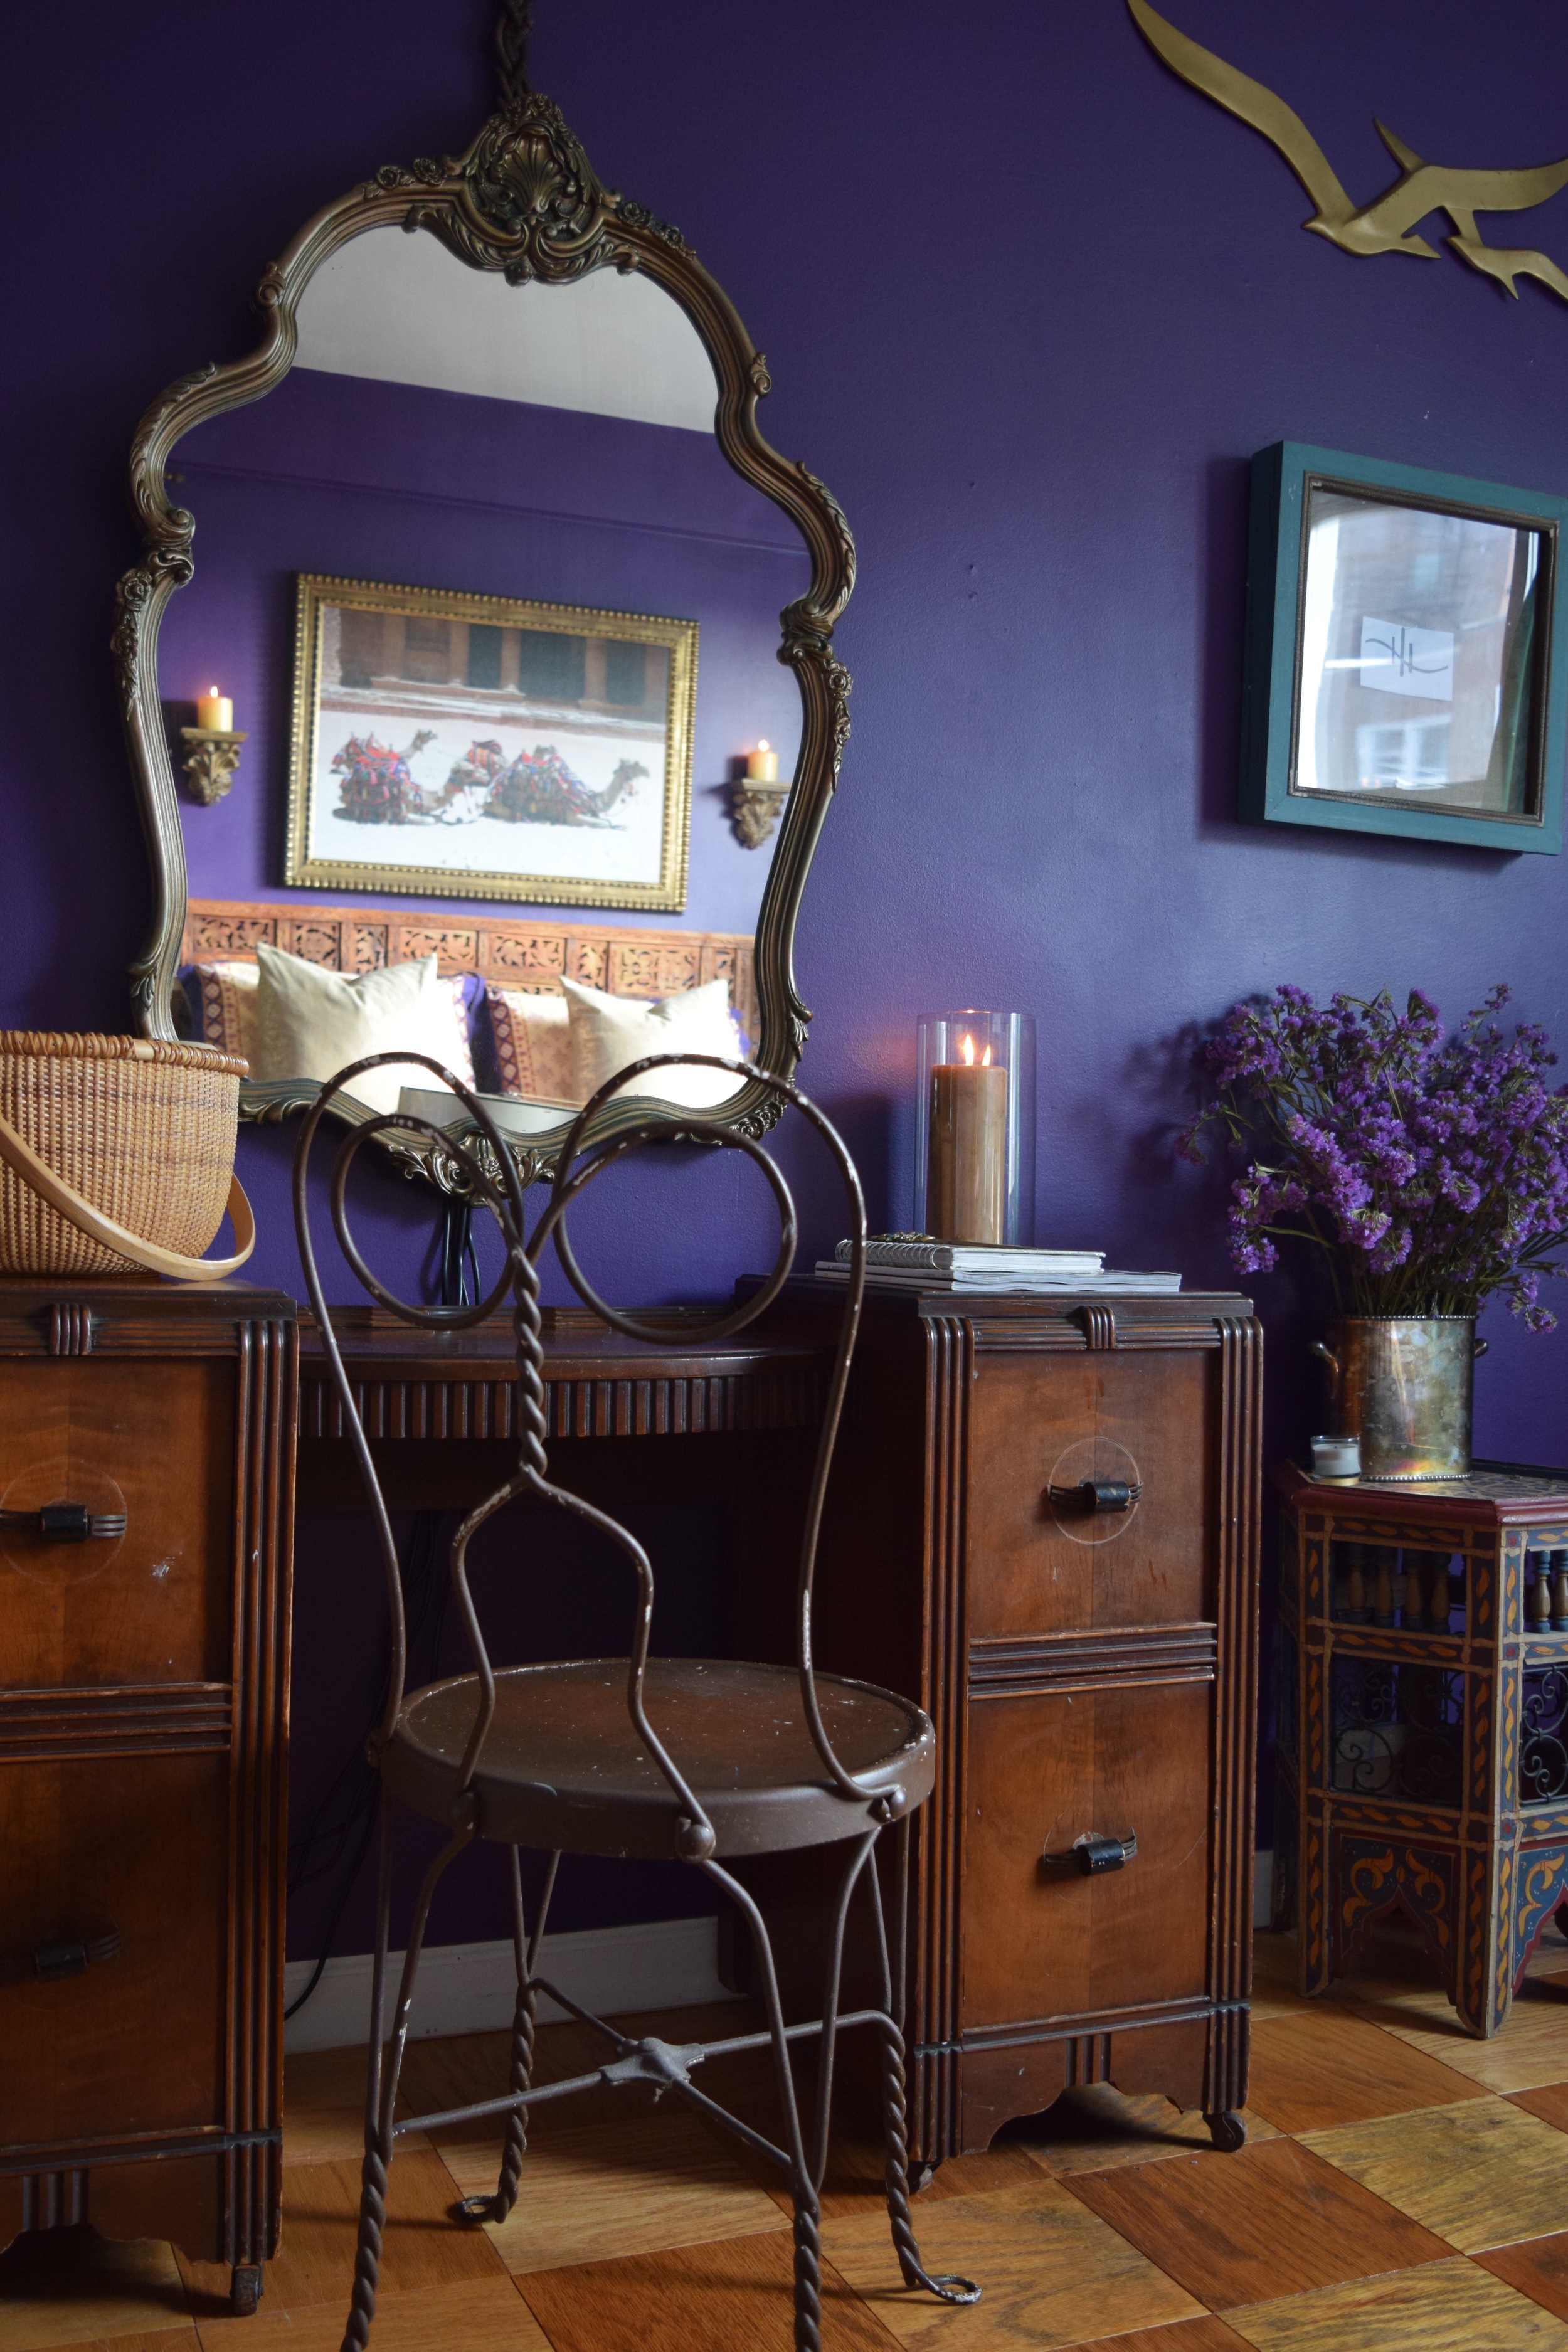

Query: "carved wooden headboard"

xmin=181 ymin=897 xmax=758 ymax=1039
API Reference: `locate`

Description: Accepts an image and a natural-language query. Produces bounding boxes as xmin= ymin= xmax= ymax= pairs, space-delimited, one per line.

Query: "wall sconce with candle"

xmin=179 ymin=686 xmax=248 ymax=806
xmin=914 ymin=1010 xmax=1036 ymax=1245
xmin=729 ymin=738 xmax=789 ymax=849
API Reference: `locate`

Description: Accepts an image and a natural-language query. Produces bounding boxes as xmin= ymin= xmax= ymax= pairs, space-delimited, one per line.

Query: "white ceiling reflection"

xmin=294 ymin=228 xmax=718 ymax=432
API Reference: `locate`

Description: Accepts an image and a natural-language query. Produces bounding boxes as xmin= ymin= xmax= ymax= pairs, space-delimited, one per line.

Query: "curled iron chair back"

xmin=294 ymin=1048 xmax=980 ymax=2352
xmin=292 ymin=1047 xmax=881 ymax=1851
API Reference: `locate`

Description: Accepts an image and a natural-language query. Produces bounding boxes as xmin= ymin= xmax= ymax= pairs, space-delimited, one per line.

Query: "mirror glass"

xmin=157 ymin=224 xmax=812 ymax=1140
xmin=1295 ymin=483 xmax=1545 ymax=815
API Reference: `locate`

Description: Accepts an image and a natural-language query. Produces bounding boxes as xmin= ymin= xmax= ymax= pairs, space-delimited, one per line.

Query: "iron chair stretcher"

xmin=292 ymin=1049 xmax=981 ymax=2352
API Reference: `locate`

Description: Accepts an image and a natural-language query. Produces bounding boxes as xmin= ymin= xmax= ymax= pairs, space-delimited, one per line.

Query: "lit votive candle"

xmin=746 ymin=739 xmax=778 ymax=783
xmin=927 ymin=1033 xmax=1008 ymax=1244
xmin=196 ymin=686 xmax=234 ymax=733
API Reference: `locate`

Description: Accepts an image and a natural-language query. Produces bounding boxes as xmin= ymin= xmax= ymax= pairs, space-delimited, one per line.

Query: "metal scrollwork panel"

xmin=1520 ymin=1665 xmax=1568 ymax=1806
xmin=1330 ymin=1655 xmax=1465 ymax=1810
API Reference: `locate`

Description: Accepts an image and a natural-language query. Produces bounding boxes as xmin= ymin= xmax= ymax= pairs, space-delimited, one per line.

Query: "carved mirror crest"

xmin=116 ymin=33 xmax=854 ymax=1190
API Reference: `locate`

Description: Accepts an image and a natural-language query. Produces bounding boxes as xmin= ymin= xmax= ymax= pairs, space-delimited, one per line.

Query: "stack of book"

xmin=813 ymin=1238 xmax=1181 ymax=1296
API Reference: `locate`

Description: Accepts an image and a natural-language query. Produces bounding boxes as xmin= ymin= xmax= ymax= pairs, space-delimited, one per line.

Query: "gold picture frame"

xmin=283 ymin=572 xmax=697 ymax=911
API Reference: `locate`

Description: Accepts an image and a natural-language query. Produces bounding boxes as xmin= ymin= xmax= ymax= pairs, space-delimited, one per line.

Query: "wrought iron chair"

xmin=292 ymin=1049 xmax=980 ymax=2352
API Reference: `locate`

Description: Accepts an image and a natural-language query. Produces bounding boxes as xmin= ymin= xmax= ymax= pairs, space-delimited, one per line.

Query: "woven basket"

xmin=0 ymin=1033 xmax=255 ymax=1281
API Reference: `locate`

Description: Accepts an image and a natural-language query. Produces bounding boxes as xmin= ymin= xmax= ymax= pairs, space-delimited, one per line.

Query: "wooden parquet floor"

xmin=13 ymin=1927 xmax=1568 ymax=2351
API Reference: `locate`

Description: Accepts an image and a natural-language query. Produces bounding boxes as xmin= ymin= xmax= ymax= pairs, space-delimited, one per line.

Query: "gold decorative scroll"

xmin=1128 ymin=0 xmax=1568 ymax=305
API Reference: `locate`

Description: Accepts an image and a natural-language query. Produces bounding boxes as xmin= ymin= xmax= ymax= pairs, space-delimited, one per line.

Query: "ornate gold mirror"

xmin=116 ymin=26 xmax=853 ymax=1189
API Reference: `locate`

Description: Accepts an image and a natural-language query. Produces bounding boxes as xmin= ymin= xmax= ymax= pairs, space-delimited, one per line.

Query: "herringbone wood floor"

xmin=11 ymin=1926 xmax=1568 ymax=2350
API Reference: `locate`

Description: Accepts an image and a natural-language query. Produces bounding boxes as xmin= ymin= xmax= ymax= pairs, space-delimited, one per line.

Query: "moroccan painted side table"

xmin=1274 ymin=1460 xmax=1568 ymax=2035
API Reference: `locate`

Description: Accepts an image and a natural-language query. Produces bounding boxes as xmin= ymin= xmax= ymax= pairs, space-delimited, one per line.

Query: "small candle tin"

xmin=1311 ymin=1433 xmax=1362 ymax=1480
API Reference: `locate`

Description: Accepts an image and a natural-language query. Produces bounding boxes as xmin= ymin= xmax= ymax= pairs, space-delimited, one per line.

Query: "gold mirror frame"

xmin=115 ymin=93 xmax=854 ymax=1190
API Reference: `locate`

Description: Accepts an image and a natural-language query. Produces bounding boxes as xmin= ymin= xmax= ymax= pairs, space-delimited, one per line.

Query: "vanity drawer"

xmin=0 ymin=1360 xmax=235 ymax=1688
xmin=0 ymin=1751 xmax=228 ymax=2146
xmin=960 ymin=1678 xmax=1212 ymax=2032
xmin=966 ymin=1349 xmax=1217 ymax=1639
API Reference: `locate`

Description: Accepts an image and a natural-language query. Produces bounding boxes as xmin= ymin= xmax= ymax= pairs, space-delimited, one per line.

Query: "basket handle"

xmin=0 ymin=1103 xmax=255 ymax=1283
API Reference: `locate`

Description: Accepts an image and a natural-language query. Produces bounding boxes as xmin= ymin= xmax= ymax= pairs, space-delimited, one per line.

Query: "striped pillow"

xmin=484 ymin=985 xmax=582 ymax=1105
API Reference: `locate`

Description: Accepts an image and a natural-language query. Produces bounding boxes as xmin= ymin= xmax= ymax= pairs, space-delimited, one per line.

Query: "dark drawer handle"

xmin=1047 ymin=1480 xmax=1142 ymax=1515
xmin=1041 ymin=1831 xmax=1138 ymax=1877
xmin=0 ymin=1926 xmax=123 ymax=1984
xmin=0 ymin=1502 xmax=127 ymax=1543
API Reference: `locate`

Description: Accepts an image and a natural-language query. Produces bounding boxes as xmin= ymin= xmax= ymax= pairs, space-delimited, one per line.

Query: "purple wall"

xmin=164 ymin=368 xmax=805 ymax=936
xmin=8 ymin=0 xmax=1568 ymax=1955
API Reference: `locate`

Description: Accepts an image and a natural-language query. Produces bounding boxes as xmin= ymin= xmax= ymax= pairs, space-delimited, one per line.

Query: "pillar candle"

xmin=746 ymin=739 xmax=778 ymax=783
xmin=926 ymin=1044 xmax=1008 ymax=1243
xmin=196 ymin=687 xmax=234 ymax=733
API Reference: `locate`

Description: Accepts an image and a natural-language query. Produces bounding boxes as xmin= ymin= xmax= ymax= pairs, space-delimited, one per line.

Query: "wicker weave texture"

xmin=0 ymin=1034 xmax=245 ymax=1276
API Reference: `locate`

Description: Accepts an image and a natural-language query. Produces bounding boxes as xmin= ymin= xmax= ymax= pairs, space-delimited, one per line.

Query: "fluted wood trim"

xmin=0 ymin=1685 xmax=230 ymax=1761
xmin=225 ymin=1317 xmax=295 ymax=2266
xmin=299 ymin=1362 xmax=820 ymax=1441
xmin=1205 ymin=1314 xmax=1263 ymax=2117
xmin=906 ymin=1315 xmax=970 ymax=2161
xmin=968 ymin=1623 xmax=1217 ymax=1700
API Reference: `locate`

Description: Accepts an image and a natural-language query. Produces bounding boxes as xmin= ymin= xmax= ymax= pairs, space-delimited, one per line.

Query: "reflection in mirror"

xmin=157 ymin=225 xmax=812 ymax=1148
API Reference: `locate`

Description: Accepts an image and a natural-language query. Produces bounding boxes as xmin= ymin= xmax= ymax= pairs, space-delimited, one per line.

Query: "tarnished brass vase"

xmin=1312 ymin=1316 xmax=1484 ymax=1482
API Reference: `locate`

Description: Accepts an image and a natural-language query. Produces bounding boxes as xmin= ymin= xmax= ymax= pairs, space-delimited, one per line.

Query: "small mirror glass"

xmin=1293 ymin=484 xmax=1548 ymax=817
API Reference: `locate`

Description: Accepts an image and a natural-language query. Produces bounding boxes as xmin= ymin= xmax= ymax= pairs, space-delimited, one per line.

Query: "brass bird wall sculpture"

xmin=1127 ymin=0 xmax=1568 ymax=307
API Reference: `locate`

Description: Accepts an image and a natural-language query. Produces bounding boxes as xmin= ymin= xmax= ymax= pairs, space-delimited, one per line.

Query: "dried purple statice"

xmin=1181 ymin=985 xmax=1568 ymax=1328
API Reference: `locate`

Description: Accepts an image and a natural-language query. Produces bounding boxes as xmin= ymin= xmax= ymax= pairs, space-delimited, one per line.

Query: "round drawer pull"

xmin=0 ymin=1501 xmax=127 ymax=1542
xmin=0 ymin=1925 xmax=123 ymax=1985
xmin=1046 ymin=1479 xmax=1142 ymax=1515
xmin=1041 ymin=1832 xmax=1138 ymax=1877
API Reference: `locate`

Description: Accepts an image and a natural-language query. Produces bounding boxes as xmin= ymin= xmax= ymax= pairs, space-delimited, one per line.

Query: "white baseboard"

xmin=287 ymin=1862 xmax=1283 ymax=2055
xmin=284 ymin=1914 xmax=735 ymax=2056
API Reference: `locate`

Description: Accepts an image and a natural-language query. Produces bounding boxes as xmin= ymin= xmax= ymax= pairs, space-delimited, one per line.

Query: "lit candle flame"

xmin=981 ymin=1043 xmax=993 ymax=1066
xmin=757 ymin=739 xmax=770 ymax=753
xmin=961 ymin=1033 xmax=975 ymax=1066
xmin=209 ymin=684 xmax=220 ymax=696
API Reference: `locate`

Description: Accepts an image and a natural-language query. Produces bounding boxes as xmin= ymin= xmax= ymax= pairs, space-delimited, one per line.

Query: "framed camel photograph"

xmin=283 ymin=573 xmax=697 ymax=909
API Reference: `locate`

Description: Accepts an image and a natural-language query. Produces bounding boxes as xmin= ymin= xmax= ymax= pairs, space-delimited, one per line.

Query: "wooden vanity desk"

xmin=0 ymin=1261 xmax=1261 ymax=2301
xmin=304 ymin=1279 xmax=1265 ymax=2168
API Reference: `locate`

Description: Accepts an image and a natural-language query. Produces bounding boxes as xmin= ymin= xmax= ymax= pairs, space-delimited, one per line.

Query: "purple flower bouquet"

xmin=1181 ymin=985 xmax=1568 ymax=1330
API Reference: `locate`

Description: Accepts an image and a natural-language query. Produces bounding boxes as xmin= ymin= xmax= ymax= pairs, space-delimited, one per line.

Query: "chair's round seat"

xmin=379 ymin=1658 xmax=935 ymax=1858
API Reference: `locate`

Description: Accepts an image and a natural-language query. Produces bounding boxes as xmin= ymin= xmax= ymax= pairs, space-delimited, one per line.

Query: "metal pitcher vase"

xmin=1312 ymin=1316 xmax=1484 ymax=1482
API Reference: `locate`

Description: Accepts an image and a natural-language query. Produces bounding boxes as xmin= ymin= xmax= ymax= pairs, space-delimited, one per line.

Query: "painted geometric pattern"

xmin=1334 ymin=1835 xmax=1456 ymax=1996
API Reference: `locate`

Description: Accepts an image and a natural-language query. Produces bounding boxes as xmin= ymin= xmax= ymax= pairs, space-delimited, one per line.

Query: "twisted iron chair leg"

xmin=341 ymin=1817 xmax=471 ymax=2352
xmin=876 ymin=2013 xmax=979 ymax=2306
xmin=341 ymin=1806 xmax=395 ymax=2352
xmin=485 ymin=1887 xmax=536 ymax=2224
xmin=458 ymin=1846 xmax=558 ymax=2225
xmin=855 ymin=1823 xmax=978 ymax=2307
xmin=792 ymin=2201 xmax=824 ymax=2352
xmin=702 ymin=1857 xmax=826 ymax=2352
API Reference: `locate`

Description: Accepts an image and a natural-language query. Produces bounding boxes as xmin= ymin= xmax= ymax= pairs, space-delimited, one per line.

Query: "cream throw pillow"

xmin=253 ymin=946 xmax=474 ymax=1116
xmin=561 ymin=974 xmax=743 ymax=1110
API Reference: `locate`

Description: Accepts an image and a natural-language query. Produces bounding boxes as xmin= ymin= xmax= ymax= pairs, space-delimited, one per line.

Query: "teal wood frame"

xmin=1241 ymin=441 xmax=1568 ymax=854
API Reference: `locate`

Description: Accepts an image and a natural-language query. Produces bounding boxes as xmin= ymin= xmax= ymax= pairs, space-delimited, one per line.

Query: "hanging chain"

xmin=495 ymin=0 xmax=534 ymax=109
